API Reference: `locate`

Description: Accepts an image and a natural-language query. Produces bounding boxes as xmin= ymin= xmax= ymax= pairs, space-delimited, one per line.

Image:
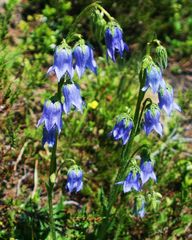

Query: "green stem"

xmin=66 ymin=2 xmax=99 ymax=42
xmin=135 ymin=97 xmax=152 ymax=134
xmin=66 ymin=2 xmax=113 ymax=43
xmin=48 ymin=137 xmax=57 ymax=240
xmin=95 ymin=3 xmax=114 ymax=21
xmin=75 ymin=107 xmax=89 ymax=134
xmin=130 ymin=144 xmax=149 ymax=159
xmin=57 ymin=158 xmax=76 ymax=177
xmin=96 ymin=80 xmax=146 ymax=240
xmin=47 ymin=78 xmax=64 ymax=239
xmin=96 ymin=41 xmax=154 ymax=238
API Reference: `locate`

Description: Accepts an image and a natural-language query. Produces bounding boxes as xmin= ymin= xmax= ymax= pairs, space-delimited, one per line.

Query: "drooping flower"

xmin=47 ymin=47 xmax=73 ymax=81
xmin=142 ymin=66 xmax=165 ymax=93
xmin=42 ymin=126 xmax=57 ymax=147
xmin=134 ymin=198 xmax=145 ymax=218
xmin=109 ymin=118 xmax=133 ymax=145
xmin=37 ymin=100 xmax=63 ymax=133
xmin=62 ymin=83 xmax=84 ymax=114
xmin=158 ymin=84 xmax=181 ymax=115
xmin=105 ymin=26 xmax=128 ymax=62
xmin=116 ymin=171 xmax=141 ymax=193
xmin=143 ymin=104 xmax=163 ymax=136
xmin=73 ymin=45 xmax=97 ymax=78
xmin=66 ymin=168 xmax=83 ymax=193
xmin=140 ymin=160 xmax=156 ymax=185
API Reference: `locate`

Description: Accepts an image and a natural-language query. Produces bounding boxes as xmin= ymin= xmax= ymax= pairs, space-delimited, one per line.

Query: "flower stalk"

xmin=47 ymin=137 xmax=57 ymax=240
xmin=66 ymin=2 xmax=111 ymax=43
xmin=96 ymin=69 xmax=146 ymax=239
xmin=96 ymin=40 xmax=156 ymax=238
xmin=46 ymin=77 xmax=64 ymax=240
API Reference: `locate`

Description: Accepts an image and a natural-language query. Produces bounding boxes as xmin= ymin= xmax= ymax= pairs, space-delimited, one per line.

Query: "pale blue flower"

xmin=105 ymin=26 xmax=128 ymax=62
xmin=62 ymin=83 xmax=84 ymax=114
xmin=66 ymin=168 xmax=83 ymax=193
xmin=47 ymin=47 xmax=73 ymax=81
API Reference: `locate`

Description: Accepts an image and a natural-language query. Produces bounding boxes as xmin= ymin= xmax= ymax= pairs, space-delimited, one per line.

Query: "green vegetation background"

xmin=0 ymin=0 xmax=191 ymax=239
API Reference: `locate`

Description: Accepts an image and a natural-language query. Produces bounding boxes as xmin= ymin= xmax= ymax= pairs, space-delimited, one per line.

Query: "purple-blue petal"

xmin=42 ymin=126 xmax=57 ymax=147
xmin=158 ymin=86 xmax=181 ymax=116
xmin=47 ymin=48 xmax=73 ymax=81
xmin=37 ymin=100 xmax=63 ymax=134
xmin=142 ymin=66 xmax=163 ymax=93
xmin=66 ymin=169 xmax=83 ymax=193
xmin=73 ymin=45 xmax=97 ymax=78
xmin=140 ymin=161 xmax=156 ymax=185
xmin=111 ymin=119 xmax=133 ymax=145
xmin=123 ymin=172 xmax=141 ymax=192
xmin=63 ymin=83 xmax=84 ymax=114
xmin=105 ymin=27 xmax=128 ymax=62
xmin=143 ymin=108 xmax=163 ymax=136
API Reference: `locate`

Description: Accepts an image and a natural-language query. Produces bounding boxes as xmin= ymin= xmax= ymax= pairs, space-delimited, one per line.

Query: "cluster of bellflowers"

xmin=37 ymin=14 xmax=128 ymax=193
xmin=110 ymin=43 xmax=181 ymax=217
xmin=109 ymin=113 xmax=133 ymax=145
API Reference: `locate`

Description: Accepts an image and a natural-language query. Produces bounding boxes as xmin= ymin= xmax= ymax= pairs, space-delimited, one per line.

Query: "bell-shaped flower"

xmin=116 ymin=171 xmax=141 ymax=193
xmin=105 ymin=26 xmax=128 ymax=62
xmin=143 ymin=104 xmax=163 ymax=136
xmin=62 ymin=83 xmax=84 ymax=114
xmin=158 ymin=84 xmax=181 ymax=115
xmin=37 ymin=100 xmax=63 ymax=133
xmin=109 ymin=118 xmax=133 ymax=145
xmin=66 ymin=167 xmax=83 ymax=193
xmin=47 ymin=47 xmax=73 ymax=81
xmin=140 ymin=160 xmax=156 ymax=185
xmin=73 ymin=45 xmax=97 ymax=78
xmin=142 ymin=66 xmax=165 ymax=93
xmin=42 ymin=126 xmax=57 ymax=147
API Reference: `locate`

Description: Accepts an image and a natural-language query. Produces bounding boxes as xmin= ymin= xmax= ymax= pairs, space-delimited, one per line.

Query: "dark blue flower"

xmin=37 ymin=100 xmax=63 ymax=133
xmin=158 ymin=84 xmax=181 ymax=115
xmin=140 ymin=160 xmax=156 ymax=185
xmin=116 ymin=171 xmax=141 ymax=193
xmin=134 ymin=199 xmax=145 ymax=218
xmin=105 ymin=26 xmax=128 ymax=62
xmin=142 ymin=66 xmax=165 ymax=93
xmin=110 ymin=118 xmax=133 ymax=145
xmin=42 ymin=126 xmax=57 ymax=147
xmin=73 ymin=45 xmax=97 ymax=78
xmin=66 ymin=168 xmax=83 ymax=193
xmin=62 ymin=83 xmax=84 ymax=114
xmin=47 ymin=47 xmax=73 ymax=81
xmin=143 ymin=105 xmax=163 ymax=136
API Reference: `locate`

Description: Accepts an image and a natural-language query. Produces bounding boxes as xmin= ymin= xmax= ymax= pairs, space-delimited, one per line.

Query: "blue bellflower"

xmin=42 ymin=126 xmax=57 ymax=147
xmin=140 ymin=160 xmax=156 ymax=185
xmin=37 ymin=101 xmax=62 ymax=147
xmin=47 ymin=47 xmax=73 ymax=81
xmin=37 ymin=100 xmax=62 ymax=133
xmin=105 ymin=26 xmax=128 ymax=62
xmin=73 ymin=45 xmax=97 ymax=78
xmin=110 ymin=118 xmax=133 ymax=145
xmin=62 ymin=83 xmax=84 ymax=114
xmin=66 ymin=168 xmax=83 ymax=193
xmin=116 ymin=171 xmax=141 ymax=193
xmin=158 ymin=84 xmax=181 ymax=115
xmin=142 ymin=66 xmax=165 ymax=93
xmin=134 ymin=199 xmax=145 ymax=218
xmin=143 ymin=105 xmax=163 ymax=136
